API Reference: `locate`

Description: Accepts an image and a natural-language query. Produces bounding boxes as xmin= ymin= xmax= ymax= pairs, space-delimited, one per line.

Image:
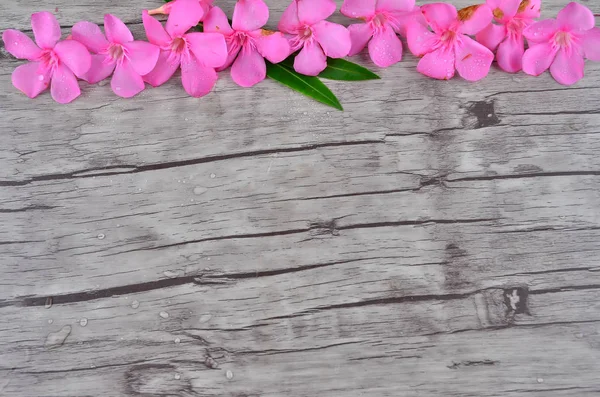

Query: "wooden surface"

xmin=2 ymin=1 xmax=600 ymax=396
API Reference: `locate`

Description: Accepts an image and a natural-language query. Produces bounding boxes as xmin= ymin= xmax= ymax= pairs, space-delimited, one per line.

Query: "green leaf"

xmin=266 ymin=61 xmax=343 ymax=111
xmin=319 ymin=58 xmax=380 ymax=81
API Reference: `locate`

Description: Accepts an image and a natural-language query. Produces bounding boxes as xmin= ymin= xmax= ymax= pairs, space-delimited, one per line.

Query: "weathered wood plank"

xmin=2 ymin=0 xmax=600 ymax=396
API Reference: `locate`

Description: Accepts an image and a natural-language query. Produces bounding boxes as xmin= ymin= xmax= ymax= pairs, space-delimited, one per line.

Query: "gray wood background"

xmin=1 ymin=0 xmax=599 ymax=396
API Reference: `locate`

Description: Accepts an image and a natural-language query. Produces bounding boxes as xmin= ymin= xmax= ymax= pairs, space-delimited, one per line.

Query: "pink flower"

xmin=142 ymin=0 xmax=227 ymax=97
xmin=203 ymin=0 xmax=290 ymax=87
xmin=522 ymin=2 xmax=600 ymax=85
xmin=148 ymin=0 xmax=213 ymax=20
xmin=476 ymin=0 xmax=540 ymax=73
xmin=406 ymin=3 xmax=494 ymax=81
xmin=278 ymin=0 xmax=351 ymax=76
xmin=2 ymin=12 xmax=91 ymax=103
xmin=71 ymin=14 xmax=160 ymax=98
xmin=341 ymin=0 xmax=418 ymax=68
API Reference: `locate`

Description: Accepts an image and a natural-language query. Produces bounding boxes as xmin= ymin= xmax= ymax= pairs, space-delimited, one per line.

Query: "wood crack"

xmin=0 ymin=140 xmax=383 ymax=186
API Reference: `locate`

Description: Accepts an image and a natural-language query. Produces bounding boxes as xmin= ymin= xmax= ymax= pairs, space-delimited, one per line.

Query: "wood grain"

xmin=1 ymin=0 xmax=600 ymax=396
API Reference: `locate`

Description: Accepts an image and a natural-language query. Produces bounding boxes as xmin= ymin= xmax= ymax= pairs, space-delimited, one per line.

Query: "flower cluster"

xmin=2 ymin=0 xmax=599 ymax=103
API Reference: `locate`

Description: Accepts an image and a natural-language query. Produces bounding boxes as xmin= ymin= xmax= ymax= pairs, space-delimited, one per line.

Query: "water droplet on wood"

xmin=159 ymin=311 xmax=169 ymax=319
xmin=45 ymin=297 xmax=53 ymax=309
xmin=537 ymin=378 xmax=544 ymax=383
xmin=47 ymin=319 xmax=53 ymax=324
xmin=174 ymin=373 xmax=181 ymax=380
xmin=198 ymin=313 xmax=212 ymax=323
xmin=174 ymin=338 xmax=181 ymax=344
xmin=45 ymin=325 xmax=71 ymax=349
xmin=131 ymin=300 xmax=140 ymax=309
xmin=163 ymin=270 xmax=178 ymax=278
xmin=79 ymin=318 xmax=88 ymax=327
xmin=97 ymin=233 xmax=105 ymax=240
xmin=210 ymin=173 xmax=216 ymax=179
xmin=226 ymin=370 xmax=234 ymax=380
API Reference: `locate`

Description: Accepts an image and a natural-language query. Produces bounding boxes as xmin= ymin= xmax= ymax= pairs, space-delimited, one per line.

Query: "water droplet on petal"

xmin=79 ymin=318 xmax=88 ymax=327
xmin=131 ymin=300 xmax=140 ymax=309
xmin=45 ymin=297 xmax=53 ymax=309
xmin=159 ymin=311 xmax=169 ymax=319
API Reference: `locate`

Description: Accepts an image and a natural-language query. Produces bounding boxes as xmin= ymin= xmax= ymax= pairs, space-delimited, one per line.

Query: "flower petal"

xmin=294 ymin=41 xmax=327 ymax=76
xmin=166 ymin=0 xmax=203 ymax=37
xmin=476 ymin=22 xmax=506 ymax=51
xmin=459 ymin=5 xmax=493 ymax=35
xmin=556 ymin=2 xmax=595 ymax=32
xmin=420 ymin=3 xmax=457 ymax=33
xmin=217 ymin=42 xmax=242 ymax=71
xmin=144 ymin=50 xmax=180 ymax=86
xmin=347 ymin=23 xmax=373 ymax=56
xmin=12 ymin=62 xmax=50 ymax=98
xmin=486 ymin=0 xmax=519 ymax=20
xmin=496 ymin=35 xmax=524 ymax=73
xmin=104 ymin=14 xmax=134 ymax=44
xmin=417 ymin=45 xmax=455 ymax=79
xmin=203 ymin=6 xmax=234 ymax=35
xmin=31 ymin=12 xmax=61 ymax=49
xmin=232 ymin=0 xmax=269 ymax=32
xmin=278 ymin=0 xmax=300 ymax=33
xmin=523 ymin=19 xmax=558 ymax=44
xmin=51 ymin=63 xmax=81 ymax=104
xmin=123 ymin=41 xmax=160 ymax=76
xmin=187 ymin=32 xmax=228 ymax=68
xmin=54 ymin=40 xmax=92 ymax=78
xmin=516 ymin=0 xmax=541 ymax=19
xmin=313 ymin=21 xmax=351 ymax=58
xmin=231 ymin=46 xmax=266 ymax=87
xmin=142 ymin=10 xmax=172 ymax=47
xmin=111 ymin=59 xmax=146 ymax=97
xmin=582 ymin=27 xmax=600 ymax=61
xmin=550 ymin=47 xmax=584 ymax=85
xmin=181 ymin=53 xmax=218 ymax=97
xmin=376 ymin=0 xmax=416 ymax=13
xmin=298 ymin=0 xmax=337 ymax=25
xmin=522 ymin=42 xmax=558 ymax=76
xmin=81 ymin=54 xmax=116 ymax=84
xmin=254 ymin=31 xmax=290 ymax=63
xmin=368 ymin=26 xmax=403 ymax=67
xmin=454 ymin=35 xmax=493 ymax=81
xmin=405 ymin=20 xmax=437 ymax=57
xmin=2 ymin=30 xmax=42 ymax=60
xmin=340 ymin=0 xmax=377 ymax=18
xmin=72 ymin=21 xmax=110 ymax=53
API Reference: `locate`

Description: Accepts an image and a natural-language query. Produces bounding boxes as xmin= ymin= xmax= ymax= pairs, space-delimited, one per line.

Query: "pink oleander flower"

xmin=142 ymin=0 xmax=227 ymax=97
xmin=2 ymin=12 xmax=91 ymax=103
xmin=203 ymin=0 xmax=290 ymax=87
xmin=406 ymin=3 xmax=494 ymax=81
xmin=71 ymin=14 xmax=160 ymax=98
xmin=476 ymin=0 xmax=540 ymax=73
xmin=278 ymin=0 xmax=351 ymax=76
xmin=148 ymin=0 xmax=213 ymax=19
xmin=522 ymin=2 xmax=600 ymax=85
xmin=341 ymin=0 xmax=418 ymax=68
